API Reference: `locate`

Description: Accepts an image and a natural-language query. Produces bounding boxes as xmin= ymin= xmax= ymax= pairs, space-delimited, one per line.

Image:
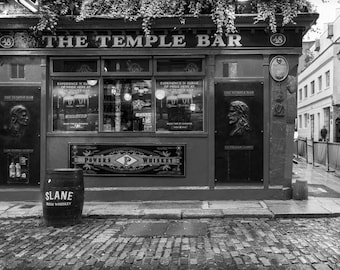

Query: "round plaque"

xmin=269 ymin=56 xmax=289 ymax=82
xmin=0 ymin=35 xmax=15 ymax=48
xmin=270 ymin=33 xmax=286 ymax=46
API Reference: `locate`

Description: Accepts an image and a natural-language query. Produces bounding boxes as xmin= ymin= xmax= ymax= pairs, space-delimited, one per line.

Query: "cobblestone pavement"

xmin=0 ymin=217 xmax=340 ymax=270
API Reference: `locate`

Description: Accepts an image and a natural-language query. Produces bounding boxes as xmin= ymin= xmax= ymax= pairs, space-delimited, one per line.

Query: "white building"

xmin=298 ymin=9 xmax=340 ymax=142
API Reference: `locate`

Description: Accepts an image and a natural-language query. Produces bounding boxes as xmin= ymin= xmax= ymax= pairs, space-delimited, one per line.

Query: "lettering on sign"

xmin=224 ymin=91 xmax=255 ymax=97
xmin=224 ymin=145 xmax=254 ymax=150
xmin=45 ymin=190 xmax=74 ymax=206
xmin=69 ymin=143 xmax=186 ymax=176
xmin=41 ymin=34 xmax=243 ymax=48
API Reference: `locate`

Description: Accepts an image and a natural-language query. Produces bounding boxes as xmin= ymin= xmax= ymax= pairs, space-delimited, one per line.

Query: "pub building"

xmin=0 ymin=8 xmax=317 ymax=201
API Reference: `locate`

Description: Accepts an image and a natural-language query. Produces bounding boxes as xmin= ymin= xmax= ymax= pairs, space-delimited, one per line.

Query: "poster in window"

xmin=52 ymin=80 xmax=99 ymax=131
xmin=156 ymin=80 xmax=203 ymax=131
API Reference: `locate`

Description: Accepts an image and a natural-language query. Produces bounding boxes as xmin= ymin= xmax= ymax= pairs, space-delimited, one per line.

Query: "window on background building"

xmin=318 ymin=75 xmax=322 ymax=91
xmin=325 ymin=70 xmax=330 ymax=88
xmin=299 ymin=88 xmax=302 ymax=101
xmin=311 ymin=80 xmax=315 ymax=95
xmin=304 ymin=113 xmax=309 ymax=128
xmin=304 ymin=85 xmax=308 ymax=98
xmin=299 ymin=115 xmax=302 ymax=128
xmin=10 ymin=63 xmax=25 ymax=79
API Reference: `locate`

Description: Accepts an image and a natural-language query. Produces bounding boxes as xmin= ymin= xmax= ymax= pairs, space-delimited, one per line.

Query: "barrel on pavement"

xmin=42 ymin=168 xmax=84 ymax=226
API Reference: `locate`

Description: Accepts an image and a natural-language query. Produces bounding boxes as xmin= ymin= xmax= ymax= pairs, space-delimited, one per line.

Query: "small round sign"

xmin=269 ymin=56 xmax=289 ymax=82
xmin=0 ymin=35 xmax=15 ymax=48
xmin=270 ymin=33 xmax=286 ymax=46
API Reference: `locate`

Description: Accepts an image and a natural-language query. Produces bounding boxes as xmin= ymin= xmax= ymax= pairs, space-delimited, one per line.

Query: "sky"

xmin=304 ymin=0 xmax=340 ymax=40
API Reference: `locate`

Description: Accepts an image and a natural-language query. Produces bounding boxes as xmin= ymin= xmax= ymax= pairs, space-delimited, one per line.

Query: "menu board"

xmin=52 ymin=80 xmax=99 ymax=131
xmin=155 ymin=80 xmax=203 ymax=131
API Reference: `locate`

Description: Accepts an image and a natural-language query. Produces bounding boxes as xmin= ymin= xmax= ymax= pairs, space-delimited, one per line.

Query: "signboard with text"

xmin=0 ymin=30 xmax=301 ymax=49
xmin=69 ymin=144 xmax=186 ymax=177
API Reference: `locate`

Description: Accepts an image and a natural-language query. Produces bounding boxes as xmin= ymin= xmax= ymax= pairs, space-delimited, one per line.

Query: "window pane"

xmin=10 ymin=64 xmax=17 ymax=78
xmin=18 ymin=64 xmax=25 ymax=78
xmin=103 ymin=59 xmax=150 ymax=73
xmin=52 ymin=80 xmax=99 ymax=131
xmin=103 ymin=79 xmax=152 ymax=132
xmin=53 ymin=59 xmax=98 ymax=73
xmin=157 ymin=59 xmax=202 ymax=73
xmin=156 ymin=80 xmax=203 ymax=131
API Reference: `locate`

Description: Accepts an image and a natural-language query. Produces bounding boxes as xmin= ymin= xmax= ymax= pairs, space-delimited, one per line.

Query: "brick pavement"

xmin=0 ymin=217 xmax=340 ymax=269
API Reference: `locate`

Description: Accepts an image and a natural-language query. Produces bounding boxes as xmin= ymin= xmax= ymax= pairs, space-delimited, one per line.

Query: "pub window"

xmin=51 ymin=58 xmax=100 ymax=76
xmin=52 ymin=79 xmax=99 ymax=132
xmin=102 ymin=79 xmax=152 ymax=132
xmin=215 ymin=55 xmax=263 ymax=78
xmin=155 ymin=79 xmax=204 ymax=132
xmin=103 ymin=58 xmax=151 ymax=75
xmin=10 ymin=63 xmax=25 ymax=79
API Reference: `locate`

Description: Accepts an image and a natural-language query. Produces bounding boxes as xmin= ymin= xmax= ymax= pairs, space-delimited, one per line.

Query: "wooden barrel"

xmin=42 ymin=168 xmax=84 ymax=227
xmin=293 ymin=180 xmax=308 ymax=200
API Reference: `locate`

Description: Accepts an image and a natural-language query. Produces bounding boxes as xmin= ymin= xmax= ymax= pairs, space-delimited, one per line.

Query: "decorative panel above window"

xmin=155 ymin=58 xmax=204 ymax=75
xmin=103 ymin=58 xmax=151 ymax=75
xmin=51 ymin=58 xmax=100 ymax=76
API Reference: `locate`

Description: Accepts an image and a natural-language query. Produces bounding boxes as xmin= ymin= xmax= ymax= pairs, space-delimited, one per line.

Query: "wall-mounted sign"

xmin=0 ymin=35 xmax=15 ymax=48
xmin=0 ymin=29 xmax=302 ymax=49
xmin=270 ymin=33 xmax=286 ymax=46
xmin=269 ymin=56 xmax=289 ymax=82
xmin=69 ymin=143 xmax=185 ymax=176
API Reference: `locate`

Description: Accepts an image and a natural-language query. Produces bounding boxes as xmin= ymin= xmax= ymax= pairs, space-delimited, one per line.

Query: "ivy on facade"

xmin=33 ymin=0 xmax=314 ymax=35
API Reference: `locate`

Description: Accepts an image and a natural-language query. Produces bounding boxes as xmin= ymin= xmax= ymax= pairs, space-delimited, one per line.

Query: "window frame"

xmin=310 ymin=80 xmax=315 ymax=95
xmin=10 ymin=63 xmax=25 ymax=80
xmin=304 ymin=85 xmax=308 ymax=99
xmin=50 ymin=57 xmax=101 ymax=77
xmin=325 ymin=70 xmax=330 ymax=88
xmin=318 ymin=75 xmax=322 ymax=92
xmin=154 ymin=77 xmax=205 ymax=133
xmin=50 ymin=77 xmax=100 ymax=133
xmin=154 ymin=56 xmax=205 ymax=76
xmin=101 ymin=57 xmax=152 ymax=77
xmin=49 ymin=56 xmax=207 ymax=134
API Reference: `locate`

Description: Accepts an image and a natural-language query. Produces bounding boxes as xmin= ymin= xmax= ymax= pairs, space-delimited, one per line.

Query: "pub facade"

xmin=0 ymin=12 xmax=317 ymax=200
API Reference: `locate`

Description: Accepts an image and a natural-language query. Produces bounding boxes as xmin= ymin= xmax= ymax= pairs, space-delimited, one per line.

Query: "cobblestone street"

xmin=0 ymin=217 xmax=340 ymax=269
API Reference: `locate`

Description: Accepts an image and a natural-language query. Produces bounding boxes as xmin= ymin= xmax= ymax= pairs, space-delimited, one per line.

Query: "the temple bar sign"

xmin=42 ymin=33 xmax=242 ymax=48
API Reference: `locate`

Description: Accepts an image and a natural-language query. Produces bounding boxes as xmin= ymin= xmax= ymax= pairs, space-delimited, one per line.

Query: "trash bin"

xmin=42 ymin=168 xmax=84 ymax=227
xmin=293 ymin=180 xmax=308 ymax=200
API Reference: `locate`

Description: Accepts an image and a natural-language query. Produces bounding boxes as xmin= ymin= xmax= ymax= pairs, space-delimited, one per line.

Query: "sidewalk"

xmin=1 ymin=161 xmax=340 ymax=220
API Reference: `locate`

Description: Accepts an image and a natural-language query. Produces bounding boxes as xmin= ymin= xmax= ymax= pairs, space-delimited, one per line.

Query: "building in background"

xmin=298 ymin=9 xmax=340 ymax=142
